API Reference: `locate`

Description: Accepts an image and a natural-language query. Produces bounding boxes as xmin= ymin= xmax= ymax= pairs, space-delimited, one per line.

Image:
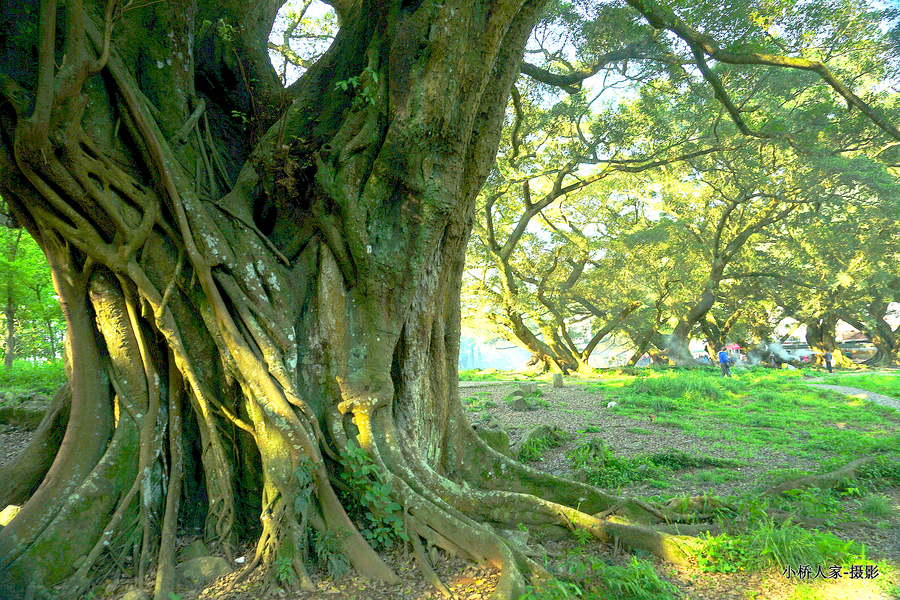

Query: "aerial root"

xmin=408 ymin=521 xmax=453 ymax=598
xmin=408 ymin=518 xmax=476 ymax=563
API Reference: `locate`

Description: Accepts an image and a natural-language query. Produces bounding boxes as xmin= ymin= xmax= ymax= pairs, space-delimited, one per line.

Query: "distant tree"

xmin=0 ymin=214 xmax=61 ymax=365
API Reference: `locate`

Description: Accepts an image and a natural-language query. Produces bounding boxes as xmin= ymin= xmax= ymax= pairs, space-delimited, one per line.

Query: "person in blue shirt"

xmin=717 ymin=348 xmax=733 ymax=377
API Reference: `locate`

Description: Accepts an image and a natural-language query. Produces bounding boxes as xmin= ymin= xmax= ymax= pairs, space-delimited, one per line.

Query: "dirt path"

xmin=804 ymin=380 xmax=900 ymax=412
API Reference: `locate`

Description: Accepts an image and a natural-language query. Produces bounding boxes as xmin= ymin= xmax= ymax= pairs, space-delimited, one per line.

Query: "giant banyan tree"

xmin=0 ymin=0 xmax=898 ymax=598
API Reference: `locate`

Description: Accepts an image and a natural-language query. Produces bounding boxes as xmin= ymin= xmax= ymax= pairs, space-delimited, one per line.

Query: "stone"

xmin=552 ymin=373 xmax=564 ymax=388
xmin=120 ymin=591 xmax=150 ymax=600
xmin=177 ymin=556 xmax=231 ymax=588
xmin=474 ymin=426 xmax=511 ymax=457
xmin=0 ymin=401 xmax=48 ymax=429
xmin=180 ymin=539 xmax=210 ymax=562
xmin=499 ymin=529 xmax=544 ymax=557
xmin=0 ymin=505 xmax=21 ymax=526
xmin=519 ymin=382 xmax=538 ymax=395
xmin=507 ymin=390 xmax=529 ymax=411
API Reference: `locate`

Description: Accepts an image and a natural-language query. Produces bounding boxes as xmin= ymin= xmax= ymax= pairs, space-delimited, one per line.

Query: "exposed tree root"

xmin=764 ymin=457 xmax=877 ymax=495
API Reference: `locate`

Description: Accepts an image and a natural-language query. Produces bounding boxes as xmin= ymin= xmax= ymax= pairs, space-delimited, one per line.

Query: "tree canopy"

xmin=462 ymin=0 xmax=900 ymax=370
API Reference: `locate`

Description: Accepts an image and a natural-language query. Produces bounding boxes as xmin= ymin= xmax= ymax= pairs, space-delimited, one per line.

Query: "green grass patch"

xmin=567 ymin=439 xmax=743 ymax=488
xmin=459 ymin=369 xmax=542 ymax=381
xmin=542 ymin=553 xmax=678 ymax=600
xmin=0 ymin=360 xmax=65 ymax=399
xmin=517 ymin=425 xmax=569 ymax=462
xmin=581 ymin=368 xmax=900 ymax=472
xmin=827 ymin=373 xmax=900 ymax=398
xmin=859 ymin=493 xmax=897 ymax=519
xmin=697 ymin=518 xmax=864 ymax=573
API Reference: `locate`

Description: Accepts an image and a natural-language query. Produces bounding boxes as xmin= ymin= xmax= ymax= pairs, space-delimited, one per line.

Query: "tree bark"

xmin=3 ymin=297 xmax=14 ymax=369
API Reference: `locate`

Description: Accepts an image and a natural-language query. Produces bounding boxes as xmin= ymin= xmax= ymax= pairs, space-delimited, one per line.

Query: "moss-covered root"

xmin=764 ymin=457 xmax=877 ymax=495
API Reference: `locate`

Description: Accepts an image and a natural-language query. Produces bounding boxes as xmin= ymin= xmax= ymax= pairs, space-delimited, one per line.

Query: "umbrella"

xmin=724 ymin=343 xmax=742 ymax=350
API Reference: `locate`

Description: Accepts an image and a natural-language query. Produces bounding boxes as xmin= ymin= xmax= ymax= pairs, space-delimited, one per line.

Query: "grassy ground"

xmin=0 ymin=359 xmax=64 ymax=399
xmin=580 ymin=368 xmax=899 ymax=471
xmin=462 ymin=366 xmax=900 ymax=600
xmin=2 ymin=364 xmax=897 ymax=599
xmin=827 ymin=372 xmax=900 ymax=398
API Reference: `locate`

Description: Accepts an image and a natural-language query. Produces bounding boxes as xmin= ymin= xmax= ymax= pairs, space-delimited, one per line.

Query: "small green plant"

xmin=273 ymin=556 xmax=293 ymax=583
xmin=519 ymin=579 xmax=584 ymax=599
xmin=654 ymin=417 xmax=690 ymax=430
xmin=566 ymin=438 xmax=660 ymax=487
xmin=860 ymin=493 xmax=897 ymax=519
xmin=462 ymin=394 xmax=499 ymax=413
xmin=334 ymin=67 xmax=379 ymax=107
xmin=505 ymin=385 xmax=545 ymax=410
xmin=779 ymin=487 xmax=845 ymax=522
xmin=214 ymin=18 xmax=237 ymax=42
xmin=856 ymin=457 xmax=900 ymax=484
xmin=696 ymin=532 xmax=755 ymax=573
xmin=650 ymin=397 xmax=677 ymax=412
xmin=230 ymin=109 xmax=250 ymax=125
xmin=646 ymin=448 xmax=740 ymax=470
xmin=594 ymin=557 xmax=679 ymax=599
xmin=749 ymin=518 xmax=861 ymax=570
xmin=516 ymin=425 xmax=568 ymax=462
xmin=168 ymin=593 xmax=183 ymax=600
xmin=339 ymin=441 xmax=409 ymax=549
xmin=313 ymin=529 xmax=351 ymax=579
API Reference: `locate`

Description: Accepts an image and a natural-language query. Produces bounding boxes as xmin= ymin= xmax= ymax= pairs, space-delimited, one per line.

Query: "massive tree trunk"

xmin=0 ymin=1 xmax=695 ymax=598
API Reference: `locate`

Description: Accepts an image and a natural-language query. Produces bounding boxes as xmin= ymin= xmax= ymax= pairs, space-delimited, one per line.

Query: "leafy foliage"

xmin=338 ymin=441 xmax=409 ymax=549
xmin=0 ymin=360 xmax=65 ymax=397
xmin=312 ymin=529 xmax=350 ymax=580
xmin=0 ymin=225 xmax=63 ymax=363
xmin=546 ymin=553 xmax=679 ymax=600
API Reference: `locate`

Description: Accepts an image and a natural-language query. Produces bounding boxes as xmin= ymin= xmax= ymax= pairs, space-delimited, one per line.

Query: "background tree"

xmin=0 ymin=212 xmax=62 ymax=365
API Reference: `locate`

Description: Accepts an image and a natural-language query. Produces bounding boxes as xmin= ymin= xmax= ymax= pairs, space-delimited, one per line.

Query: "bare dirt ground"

xmin=1 ymin=378 xmax=899 ymax=600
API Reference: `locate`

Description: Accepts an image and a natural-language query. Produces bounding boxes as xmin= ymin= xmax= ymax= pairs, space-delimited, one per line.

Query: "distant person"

xmin=717 ymin=348 xmax=733 ymax=378
xmin=824 ymin=350 xmax=833 ymax=373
